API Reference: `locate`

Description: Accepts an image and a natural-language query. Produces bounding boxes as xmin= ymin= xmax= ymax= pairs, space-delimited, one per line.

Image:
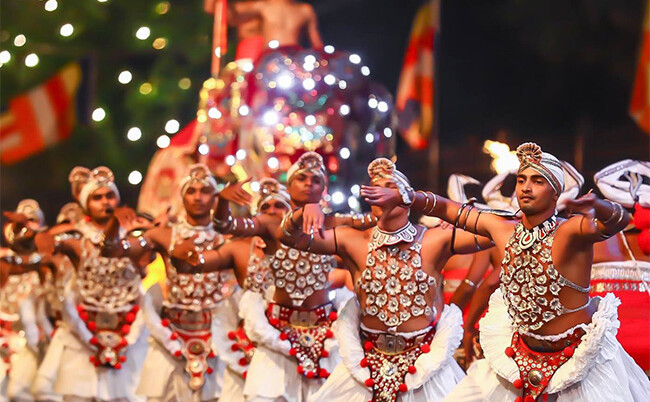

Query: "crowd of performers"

xmin=1 ymin=143 xmax=649 ymax=402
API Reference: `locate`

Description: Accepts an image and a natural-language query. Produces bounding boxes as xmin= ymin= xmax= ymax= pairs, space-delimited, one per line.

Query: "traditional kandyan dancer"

xmin=32 ymin=202 xmax=85 ymax=402
xmin=34 ymin=166 xmax=149 ymax=402
xmin=167 ymin=177 xmax=292 ymax=402
xmin=590 ymin=159 xmax=650 ymax=374
xmin=132 ymin=163 xmax=231 ymax=401
xmin=278 ymin=157 xmax=494 ymax=402
xmin=360 ymin=142 xmax=650 ymax=401
xmin=1 ymin=200 xmax=50 ymax=402
xmin=213 ymin=152 xmax=363 ymax=401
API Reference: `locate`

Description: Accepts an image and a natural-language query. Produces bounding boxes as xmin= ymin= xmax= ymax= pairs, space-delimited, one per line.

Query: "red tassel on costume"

xmin=360 ymin=357 xmax=368 ymax=367
xmin=562 ymin=347 xmax=574 ymax=358
xmin=505 ymin=346 xmax=515 ymax=357
xmin=115 ymin=363 xmax=122 ymax=370
xmin=119 ymin=356 xmax=126 ymax=363
xmin=227 ymin=331 xmax=236 ymax=340
xmin=297 ymin=365 xmax=305 ymax=374
xmin=87 ymin=321 xmax=97 ymax=331
xmin=325 ymin=329 xmax=334 ymax=338
xmin=170 ymin=332 xmax=178 ymax=340
xmin=365 ymin=378 xmax=374 ymax=387
xmin=161 ymin=319 xmax=169 ymax=327
xmin=408 ymin=365 xmax=417 ymax=374
xmin=231 ymin=344 xmax=240 ymax=352
xmin=513 ymin=379 xmax=523 ymax=389
xmin=131 ymin=305 xmax=140 ymax=314
xmin=173 ymin=350 xmax=182 ymax=358
xmin=399 ymin=383 xmax=408 ymax=393
xmin=364 ymin=341 xmax=374 ymax=351
xmin=207 ymin=367 xmax=214 ymax=374
xmin=329 ymin=311 xmax=338 ymax=321
xmin=238 ymin=357 xmax=248 ymax=366
xmin=119 ymin=338 xmax=128 ymax=348
xmin=208 ymin=350 xmax=216 ymax=358
xmin=125 ymin=312 xmax=135 ymax=323
xmin=279 ymin=332 xmax=288 ymax=341
xmin=420 ymin=344 xmax=430 ymax=353
xmin=89 ymin=337 xmax=98 ymax=345
xmin=121 ymin=324 xmax=131 ymax=335
xmin=321 ymin=349 xmax=329 ymax=358
xmin=319 ymin=368 xmax=329 ymax=378
xmin=269 ymin=317 xmax=280 ymax=326
xmin=306 ymin=371 xmax=315 ymax=379
xmin=289 ymin=347 xmax=297 ymax=356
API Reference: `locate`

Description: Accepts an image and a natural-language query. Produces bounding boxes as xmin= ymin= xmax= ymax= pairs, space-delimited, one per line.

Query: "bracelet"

xmin=426 ymin=192 xmax=437 ymax=214
xmin=213 ymin=215 xmax=234 ymax=232
xmin=601 ymin=202 xmax=621 ymax=225
xmin=463 ymin=278 xmax=477 ymax=288
xmin=462 ymin=205 xmax=474 ymax=230
xmin=474 ymin=210 xmax=483 ymax=250
xmin=418 ymin=190 xmax=430 ymax=213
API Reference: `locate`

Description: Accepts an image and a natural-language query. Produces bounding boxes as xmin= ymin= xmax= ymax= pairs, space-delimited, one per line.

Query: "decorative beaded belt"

xmin=77 ymin=304 xmax=139 ymax=369
xmin=266 ymin=302 xmax=338 ymax=379
xmin=359 ymin=325 xmax=436 ymax=402
xmin=227 ymin=320 xmax=256 ymax=378
xmin=162 ymin=307 xmax=216 ymax=390
xmin=504 ymin=328 xmax=584 ymax=402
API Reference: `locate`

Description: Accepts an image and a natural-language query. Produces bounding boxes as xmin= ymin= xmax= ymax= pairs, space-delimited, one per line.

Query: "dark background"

xmin=1 ymin=0 xmax=649 ymax=222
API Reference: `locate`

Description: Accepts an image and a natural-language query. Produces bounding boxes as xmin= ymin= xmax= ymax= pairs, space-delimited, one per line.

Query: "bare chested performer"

xmin=230 ymin=0 xmax=323 ymax=49
xmin=279 ymin=158 xmax=494 ymax=402
xmin=361 ymin=143 xmax=650 ymax=401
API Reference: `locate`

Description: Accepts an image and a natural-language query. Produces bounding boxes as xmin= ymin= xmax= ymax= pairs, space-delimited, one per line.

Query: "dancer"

xmin=1 ymin=200 xmax=49 ymax=402
xmin=35 ymin=166 xmax=149 ymax=402
xmin=213 ymin=152 xmax=361 ymax=401
xmin=361 ymin=142 xmax=650 ymax=401
xmin=279 ymin=157 xmax=494 ymax=402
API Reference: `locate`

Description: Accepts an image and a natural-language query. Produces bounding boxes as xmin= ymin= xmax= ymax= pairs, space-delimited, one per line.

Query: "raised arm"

xmin=361 ymin=185 xmax=512 ymax=241
xmin=213 ymin=179 xmax=269 ymax=238
xmin=168 ymin=235 xmax=236 ymax=274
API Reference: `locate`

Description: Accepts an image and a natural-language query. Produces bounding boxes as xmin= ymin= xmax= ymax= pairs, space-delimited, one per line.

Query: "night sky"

xmin=1 ymin=0 xmax=649 ymax=220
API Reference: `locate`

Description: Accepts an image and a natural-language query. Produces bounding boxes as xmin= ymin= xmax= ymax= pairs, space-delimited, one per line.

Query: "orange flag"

xmin=630 ymin=1 xmax=650 ymax=135
xmin=396 ymin=0 xmax=440 ymax=150
xmin=1 ymin=63 xmax=82 ymax=164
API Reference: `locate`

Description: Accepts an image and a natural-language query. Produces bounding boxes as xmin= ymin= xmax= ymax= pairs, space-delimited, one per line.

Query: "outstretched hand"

xmin=360 ymin=185 xmax=402 ymax=209
xmin=302 ymin=203 xmax=325 ymax=238
xmin=3 ymin=211 xmax=29 ymax=226
xmin=219 ymin=178 xmax=253 ymax=206
xmin=171 ymin=235 xmax=200 ymax=266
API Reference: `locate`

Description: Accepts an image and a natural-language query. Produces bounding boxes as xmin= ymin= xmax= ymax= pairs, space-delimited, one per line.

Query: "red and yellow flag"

xmin=630 ymin=1 xmax=650 ymax=135
xmin=0 ymin=63 xmax=82 ymax=164
xmin=396 ymin=0 xmax=440 ymax=150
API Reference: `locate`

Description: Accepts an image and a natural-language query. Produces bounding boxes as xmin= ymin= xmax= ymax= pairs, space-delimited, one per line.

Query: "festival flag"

xmin=0 ymin=63 xmax=83 ymax=164
xmin=395 ymin=0 xmax=439 ymax=150
xmin=630 ymin=0 xmax=650 ymax=135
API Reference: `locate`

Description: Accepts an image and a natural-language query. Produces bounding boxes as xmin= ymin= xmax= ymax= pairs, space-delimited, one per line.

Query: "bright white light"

xmin=14 ymin=35 xmax=26 ymax=47
xmin=324 ymin=45 xmax=335 ymax=54
xmin=165 ymin=119 xmax=179 ymax=134
xmin=339 ymin=147 xmax=350 ymax=159
xmin=250 ymin=181 xmax=260 ymax=192
xmin=348 ymin=196 xmax=360 ymax=210
xmin=361 ymin=66 xmax=370 ymax=76
xmin=383 ymin=127 xmax=393 ymax=138
xmin=136 ymin=27 xmax=151 ymax=40
xmin=368 ymin=98 xmax=378 ymax=109
xmin=225 ymin=155 xmax=236 ymax=166
xmin=338 ymin=80 xmax=347 ymax=90
xmin=302 ymin=78 xmax=315 ymax=90
xmin=208 ymin=107 xmax=222 ymax=119
xmin=97 ymin=0 xmax=109 ymax=3
xmin=127 ymin=127 xmax=142 ymax=141
xmin=238 ymin=105 xmax=250 ymax=116
xmin=60 ymin=23 xmax=74 ymax=37
xmin=236 ymin=149 xmax=247 ymax=160
xmin=118 ymin=70 xmax=132 ymax=84
xmin=128 ymin=170 xmax=142 ymax=185
xmin=324 ymin=74 xmax=336 ymax=85
xmin=304 ymin=55 xmax=316 ymax=65
xmin=377 ymin=101 xmax=388 ymax=113
xmin=483 ymin=140 xmax=520 ymax=174
xmin=25 ymin=53 xmax=39 ymax=67
xmin=305 ymin=115 xmax=316 ymax=126
xmin=198 ymin=143 xmax=209 ymax=155
xmin=92 ymin=107 xmax=106 ymax=122
xmin=339 ymin=104 xmax=350 ymax=116
xmin=351 ymin=184 xmax=360 ymax=196
xmin=156 ymin=135 xmax=170 ymax=148
xmin=44 ymin=0 xmax=58 ymax=12
xmin=303 ymin=62 xmax=315 ymax=72
xmin=268 ymin=40 xmax=279 ymax=49
xmin=332 ymin=191 xmax=345 ymax=205
xmin=365 ymin=133 xmax=374 ymax=143
xmin=267 ymin=157 xmax=279 ymax=169
xmin=241 ymin=62 xmax=254 ymax=73
xmin=0 ymin=51 xmax=11 ymax=64
xmin=263 ymin=110 xmax=279 ymax=125
xmin=277 ymin=72 xmax=293 ymax=89
xmin=349 ymin=54 xmax=361 ymax=64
